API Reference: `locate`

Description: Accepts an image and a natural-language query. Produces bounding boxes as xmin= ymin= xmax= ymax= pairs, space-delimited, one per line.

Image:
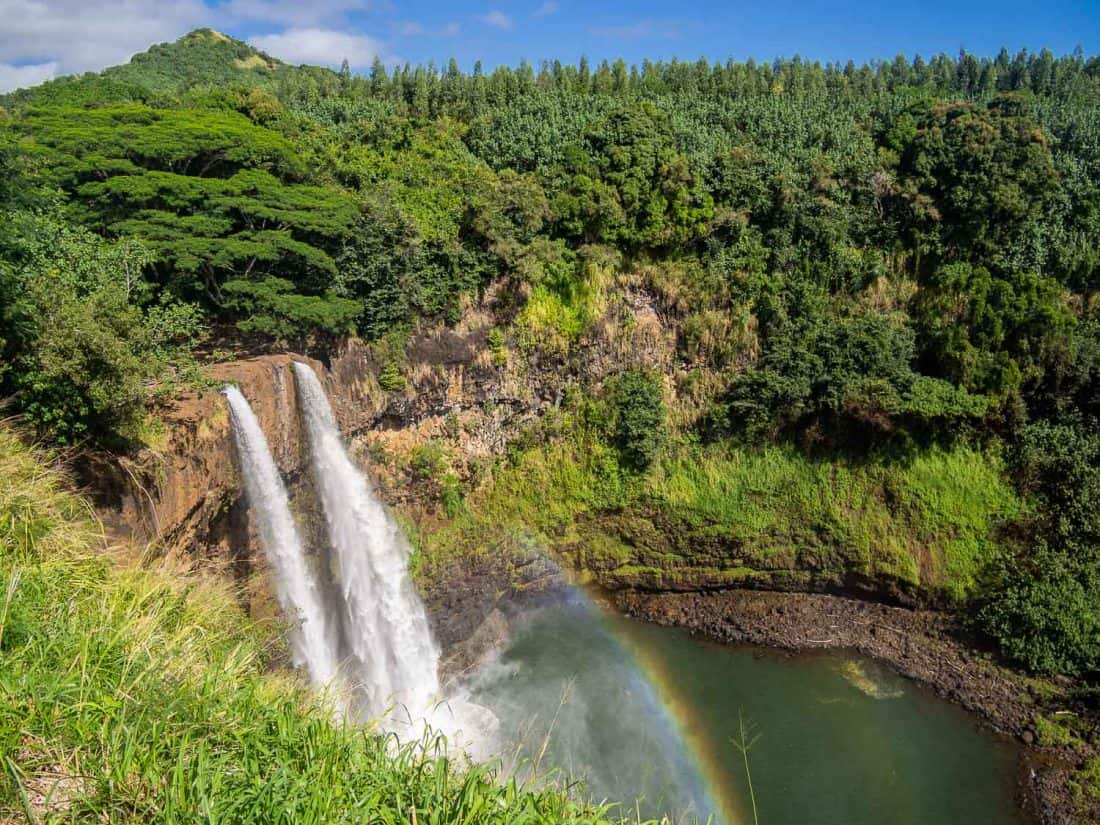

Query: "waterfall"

xmin=224 ymin=366 xmax=494 ymax=748
xmin=291 ymin=362 xmax=443 ymax=726
xmin=223 ymin=386 xmax=341 ymax=688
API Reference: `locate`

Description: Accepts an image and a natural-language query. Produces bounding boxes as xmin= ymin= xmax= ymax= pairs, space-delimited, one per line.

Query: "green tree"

xmin=222 ymin=277 xmax=360 ymax=339
xmin=911 ymin=262 xmax=1076 ymax=402
xmin=887 ymin=96 xmax=1058 ymax=272
xmin=608 ymin=369 xmax=667 ymax=470
xmin=0 ymin=212 xmax=167 ymax=444
xmin=101 ymin=169 xmax=358 ymax=302
xmin=554 ymin=103 xmax=714 ymax=250
xmin=978 ymin=419 xmax=1100 ymax=674
xmin=14 ymin=106 xmax=359 ymax=316
xmin=726 ymin=283 xmax=987 ymax=446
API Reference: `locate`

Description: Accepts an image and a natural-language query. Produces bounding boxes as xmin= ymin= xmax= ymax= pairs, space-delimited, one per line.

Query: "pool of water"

xmin=467 ymin=594 xmax=1023 ymax=825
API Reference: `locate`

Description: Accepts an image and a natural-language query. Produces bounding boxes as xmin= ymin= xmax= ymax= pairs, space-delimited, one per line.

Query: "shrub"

xmin=487 ymin=327 xmax=508 ymax=367
xmin=409 ymin=441 xmax=449 ymax=482
xmin=441 ymin=471 xmax=465 ymax=518
xmin=977 ymin=419 xmax=1100 ymax=674
xmin=377 ymin=363 xmax=407 ymax=392
xmin=0 ymin=212 xmax=159 ymax=445
xmin=608 ymin=370 xmax=667 ymax=471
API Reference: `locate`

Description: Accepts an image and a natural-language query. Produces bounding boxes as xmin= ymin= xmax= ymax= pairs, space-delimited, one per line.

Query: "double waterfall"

xmin=224 ymin=363 xmax=471 ymax=738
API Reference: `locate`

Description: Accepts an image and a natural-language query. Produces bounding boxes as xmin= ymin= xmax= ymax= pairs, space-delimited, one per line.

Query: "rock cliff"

xmin=87 ymin=301 xmax=567 ymax=666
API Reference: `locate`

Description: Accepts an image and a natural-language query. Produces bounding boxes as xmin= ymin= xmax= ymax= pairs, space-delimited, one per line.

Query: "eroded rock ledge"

xmin=85 ymin=305 xmax=554 ymax=629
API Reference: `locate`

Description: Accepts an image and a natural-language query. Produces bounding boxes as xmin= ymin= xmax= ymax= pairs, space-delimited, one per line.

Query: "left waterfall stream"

xmin=224 ymin=384 xmax=343 ymax=691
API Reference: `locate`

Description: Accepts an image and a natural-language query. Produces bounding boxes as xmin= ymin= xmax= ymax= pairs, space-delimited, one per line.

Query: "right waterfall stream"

xmin=291 ymin=362 xmax=493 ymax=746
xmin=292 ymin=361 xmax=442 ymax=724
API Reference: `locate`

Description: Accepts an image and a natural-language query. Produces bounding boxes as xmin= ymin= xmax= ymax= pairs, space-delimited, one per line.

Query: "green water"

xmin=469 ymin=596 xmax=1023 ymax=825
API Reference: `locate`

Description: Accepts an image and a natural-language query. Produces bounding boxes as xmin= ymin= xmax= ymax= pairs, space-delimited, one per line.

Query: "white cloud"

xmin=0 ymin=0 xmax=209 ymax=76
xmin=250 ymin=27 xmax=383 ymax=68
xmin=532 ymin=1 xmax=558 ymax=17
xmin=0 ymin=60 xmax=59 ymax=93
xmin=478 ymin=10 xmax=512 ymax=30
xmin=397 ymin=20 xmax=461 ymax=38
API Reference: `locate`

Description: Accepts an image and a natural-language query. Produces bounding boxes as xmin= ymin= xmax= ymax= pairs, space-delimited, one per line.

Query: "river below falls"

xmin=466 ymin=594 xmax=1023 ymax=825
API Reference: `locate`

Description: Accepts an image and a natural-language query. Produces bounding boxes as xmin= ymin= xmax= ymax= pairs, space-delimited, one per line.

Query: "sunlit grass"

xmin=420 ymin=430 xmax=1020 ymax=602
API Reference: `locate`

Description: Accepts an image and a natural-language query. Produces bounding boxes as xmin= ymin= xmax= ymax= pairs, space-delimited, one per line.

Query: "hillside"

xmin=100 ymin=29 xmax=286 ymax=90
xmin=0 ymin=29 xmax=334 ymax=110
xmin=0 ymin=28 xmax=1099 ymax=821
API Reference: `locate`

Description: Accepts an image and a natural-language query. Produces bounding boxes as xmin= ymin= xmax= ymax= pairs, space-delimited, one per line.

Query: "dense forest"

xmin=0 ymin=29 xmax=1098 ymax=683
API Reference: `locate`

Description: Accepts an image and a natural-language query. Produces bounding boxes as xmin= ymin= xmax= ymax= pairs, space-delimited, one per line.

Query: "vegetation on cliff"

xmin=0 ymin=31 xmax=1097 ymax=678
xmin=0 ymin=427 xmax=644 ymax=823
xmin=413 ymin=415 xmax=1021 ymax=603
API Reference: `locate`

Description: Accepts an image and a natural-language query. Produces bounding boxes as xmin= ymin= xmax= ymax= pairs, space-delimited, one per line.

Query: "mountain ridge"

xmin=0 ymin=28 xmax=332 ymax=109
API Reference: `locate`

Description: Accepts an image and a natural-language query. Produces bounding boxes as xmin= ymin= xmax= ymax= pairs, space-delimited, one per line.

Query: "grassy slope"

xmin=0 ymin=426 xmax=637 ymax=824
xmin=418 ymin=430 xmax=1021 ymax=603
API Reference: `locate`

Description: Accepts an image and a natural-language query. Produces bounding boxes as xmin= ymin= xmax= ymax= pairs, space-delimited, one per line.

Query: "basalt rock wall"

xmin=89 ymin=300 xmax=559 ymax=648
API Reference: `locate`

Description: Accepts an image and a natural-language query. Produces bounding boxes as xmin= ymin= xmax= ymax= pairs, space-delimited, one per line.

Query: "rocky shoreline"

xmin=612 ymin=588 xmax=1096 ymax=825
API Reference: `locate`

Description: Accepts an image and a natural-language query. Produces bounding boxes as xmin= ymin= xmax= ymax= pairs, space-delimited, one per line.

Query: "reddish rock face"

xmin=100 ymin=341 xmax=396 ymax=552
xmin=89 ymin=314 xmax=544 ymax=631
xmin=95 ymin=354 xmax=338 ymax=624
xmin=109 ymin=355 xmax=320 ymax=552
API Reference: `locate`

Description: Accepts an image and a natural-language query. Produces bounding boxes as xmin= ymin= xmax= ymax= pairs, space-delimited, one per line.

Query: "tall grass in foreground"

xmin=0 ymin=427 xmax=647 ymax=824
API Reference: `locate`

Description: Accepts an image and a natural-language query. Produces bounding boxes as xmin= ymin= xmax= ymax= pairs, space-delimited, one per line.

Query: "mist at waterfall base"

xmin=467 ymin=592 xmax=725 ymax=824
xmin=226 ymin=371 xmax=1022 ymax=825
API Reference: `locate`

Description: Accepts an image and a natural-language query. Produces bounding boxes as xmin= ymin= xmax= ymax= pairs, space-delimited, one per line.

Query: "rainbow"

xmin=587 ymin=596 xmax=747 ymax=825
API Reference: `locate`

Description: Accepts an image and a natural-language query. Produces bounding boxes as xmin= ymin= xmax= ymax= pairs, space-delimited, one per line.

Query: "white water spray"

xmin=291 ymin=362 xmax=446 ymax=728
xmin=223 ymin=385 xmax=341 ymax=688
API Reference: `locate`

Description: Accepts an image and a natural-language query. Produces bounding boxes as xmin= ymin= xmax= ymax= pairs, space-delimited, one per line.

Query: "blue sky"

xmin=1 ymin=0 xmax=1097 ymax=93
xmin=342 ymin=0 xmax=1100 ymax=69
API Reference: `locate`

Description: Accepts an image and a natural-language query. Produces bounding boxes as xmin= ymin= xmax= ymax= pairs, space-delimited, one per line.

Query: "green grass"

xmin=516 ymin=285 xmax=593 ymax=353
xmin=419 ymin=429 xmax=1020 ymax=603
xmin=0 ymin=427 xmax=649 ymax=824
xmin=1035 ymin=712 xmax=1088 ymax=748
xmin=1076 ymin=758 xmax=1100 ymax=807
xmin=514 ymin=263 xmax=612 ymax=357
xmin=649 ymin=441 xmax=1019 ymax=598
